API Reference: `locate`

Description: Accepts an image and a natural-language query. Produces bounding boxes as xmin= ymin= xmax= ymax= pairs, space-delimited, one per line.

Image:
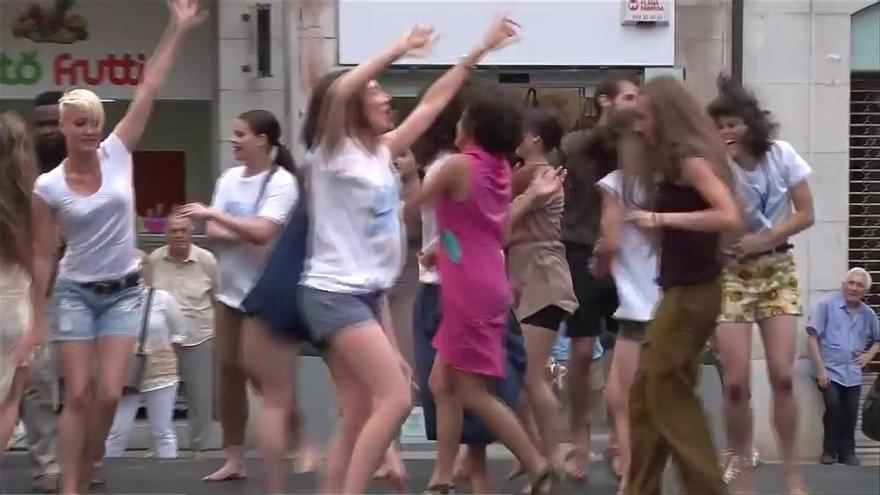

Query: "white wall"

xmin=742 ymin=0 xmax=877 ymax=461
xmin=215 ymin=0 xmax=291 ymax=177
xmin=337 ymin=1 xmax=675 ymax=67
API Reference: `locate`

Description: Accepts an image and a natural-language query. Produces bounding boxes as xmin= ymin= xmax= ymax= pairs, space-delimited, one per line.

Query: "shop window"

xmin=849 ymin=71 xmax=880 ymax=375
xmin=133 ymin=150 xmax=186 ymax=233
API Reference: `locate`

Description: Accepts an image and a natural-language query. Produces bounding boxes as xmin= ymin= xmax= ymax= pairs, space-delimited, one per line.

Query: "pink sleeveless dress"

xmin=432 ymin=146 xmax=512 ymax=378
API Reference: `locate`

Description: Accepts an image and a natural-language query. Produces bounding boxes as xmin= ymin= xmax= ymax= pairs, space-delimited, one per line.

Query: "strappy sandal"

xmin=562 ymin=447 xmax=588 ymax=484
xmin=526 ymin=466 xmax=557 ymax=495
xmin=507 ymin=461 xmax=526 ymax=481
xmin=423 ymin=482 xmax=455 ymax=494
xmin=722 ymin=455 xmax=745 ymax=485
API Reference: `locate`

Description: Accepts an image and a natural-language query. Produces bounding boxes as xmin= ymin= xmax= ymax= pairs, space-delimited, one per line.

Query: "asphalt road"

xmin=2 ymin=453 xmax=879 ymax=495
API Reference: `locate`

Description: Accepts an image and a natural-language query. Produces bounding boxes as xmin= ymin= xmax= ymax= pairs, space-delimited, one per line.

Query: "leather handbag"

xmin=123 ymin=288 xmax=154 ymax=395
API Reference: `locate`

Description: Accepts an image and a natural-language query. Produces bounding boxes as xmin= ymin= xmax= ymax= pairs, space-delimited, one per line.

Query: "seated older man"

xmin=806 ymin=267 xmax=880 ymax=466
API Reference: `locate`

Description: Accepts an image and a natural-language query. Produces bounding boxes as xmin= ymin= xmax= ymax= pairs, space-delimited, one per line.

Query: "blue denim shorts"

xmin=298 ymin=285 xmax=382 ymax=345
xmin=50 ymin=277 xmax=144 ymax=342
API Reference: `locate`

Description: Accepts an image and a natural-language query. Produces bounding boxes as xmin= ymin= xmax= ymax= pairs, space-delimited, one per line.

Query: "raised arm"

xmin=382 ymin=17 xmax=520 ymax=157
xmin=318 ymin=26 xmax=434 ymax=153
xmin=506 ymin=167 xmax=565 ymax=242
xmin=114 ymin=0 xmax=206 ymax=151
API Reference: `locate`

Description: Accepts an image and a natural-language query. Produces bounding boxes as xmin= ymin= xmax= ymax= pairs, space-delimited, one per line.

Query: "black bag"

xmin=123 ymin=288 xmax=154 ymax=395
xmin=241 ymin=196 xmax=312 ymax=342
xmin=861 ymin=373 xmax=880 ymax=442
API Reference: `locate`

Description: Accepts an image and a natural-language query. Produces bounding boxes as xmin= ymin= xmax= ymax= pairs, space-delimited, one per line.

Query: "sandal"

xmin=423 ymin=482 xmax=455 ymax=494
xmin=562 ymin=447 xmax=588 ymax=483
xmin=603 ymin=448 xmax=623 ymax=481
xmin=507 ymin=461 xmax=526 ymax=481
xmin=527 ymin=466 xmax=557 ymax=495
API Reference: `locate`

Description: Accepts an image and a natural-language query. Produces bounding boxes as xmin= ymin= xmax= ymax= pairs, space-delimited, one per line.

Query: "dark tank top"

xmin=656 ymin=181 xmax=721 ymax=287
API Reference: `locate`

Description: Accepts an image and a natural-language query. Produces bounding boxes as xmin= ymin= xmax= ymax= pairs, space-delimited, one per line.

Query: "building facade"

xmin=2 ymin=0 xmax=877 ymax=458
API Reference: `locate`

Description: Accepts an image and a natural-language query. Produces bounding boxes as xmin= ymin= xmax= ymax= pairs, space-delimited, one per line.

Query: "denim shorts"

xmin=50 ymin=277 xmax=144 ymax=342
xmin=298 ymin=285 xmax=382 ymax=345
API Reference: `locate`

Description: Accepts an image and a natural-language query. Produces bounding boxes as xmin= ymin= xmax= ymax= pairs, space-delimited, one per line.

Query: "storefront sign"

xmin=338 ymin=1 xmax=675 ymax=67
xmin=0 ymin=50 xmax=148 ymax=87
xmin=0 ymin=0 xmax=213 ymax=100
xmin=621 ymin=0 xmax=670 ymax=25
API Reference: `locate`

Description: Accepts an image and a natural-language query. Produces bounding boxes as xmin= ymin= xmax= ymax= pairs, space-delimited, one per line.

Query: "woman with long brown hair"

xmin=1 ymin=111 xmax=38 ymax=479
xmin=620 ymin=76 xmax=742 ymax=495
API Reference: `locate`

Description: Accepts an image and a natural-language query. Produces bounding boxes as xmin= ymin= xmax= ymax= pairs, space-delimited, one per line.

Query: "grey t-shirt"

xmin=558 ymin=130 xmax=603 ymax=246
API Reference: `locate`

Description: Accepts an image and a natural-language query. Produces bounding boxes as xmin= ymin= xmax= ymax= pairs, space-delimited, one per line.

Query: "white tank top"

xmin=301 ymin=138 xmax=403 ymax=294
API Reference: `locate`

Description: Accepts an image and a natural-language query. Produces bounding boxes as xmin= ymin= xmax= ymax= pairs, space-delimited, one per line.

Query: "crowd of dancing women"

xmin=0 ymin=1 xmax=821 ymax=494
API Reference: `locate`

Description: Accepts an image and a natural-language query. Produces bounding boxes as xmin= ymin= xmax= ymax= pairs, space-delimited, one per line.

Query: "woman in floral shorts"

xmin=709 ymin=77 xmax=815 ymax=495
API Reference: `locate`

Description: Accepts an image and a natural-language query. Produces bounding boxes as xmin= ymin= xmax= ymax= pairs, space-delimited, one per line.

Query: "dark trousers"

xmin=819 ymin=380 xmax=862 ymax=458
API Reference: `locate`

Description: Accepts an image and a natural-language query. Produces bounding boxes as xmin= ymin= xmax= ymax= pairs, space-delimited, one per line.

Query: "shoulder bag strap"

xmin=253 ymin=165 xmax=279 ymax=215
xmin=136 ymin=288 xmax=155 ymax=355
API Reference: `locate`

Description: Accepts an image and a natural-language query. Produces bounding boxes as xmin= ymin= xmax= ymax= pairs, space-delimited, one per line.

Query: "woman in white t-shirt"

xmin=708 ymin=78 xmax=815 ymax=494
xmin=179 ymin=110 xmax=298 ymax=485
xmin=589 ymin=111 xmax=660 ymax=495
xmin=21 ymin=3 xmax=204 ymax=493
xmin=296 ymin=17 xmax=519 ymax=494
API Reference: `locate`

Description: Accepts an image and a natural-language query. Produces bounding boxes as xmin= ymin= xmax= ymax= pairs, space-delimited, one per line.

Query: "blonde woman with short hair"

xmin=17 ymin=2 xmax=205 ymax=493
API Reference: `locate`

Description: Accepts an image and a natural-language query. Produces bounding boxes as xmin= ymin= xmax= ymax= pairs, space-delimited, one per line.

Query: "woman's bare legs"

xmin=243 ymin=318 xmax=299 ymax=495
xmin=205 ymin=305 xmax=249 ymax=482
xmin=0 ymin=368 xmax=28 ymax=451
xmin=83 ymin=337 xmax=137 ymax=492
xmin=464 ymin=445 xmax=490 ymax=494
xmin=320 ymin=354 xmax=371 ymax=494
xmin=759 ymin=316 xmax=803 ymax=494
xmin=604 ymin=337 xmax=640 ymax=494
xmin=567 ymin=336 xmax=595 ymax=478
xmin=522 ymin=324 xmax=566 ymax=470
xmin=715 ymin=322 xmax=756 ymax=494
xmin=327 ymin=323 xmax=413 ymax=494
xmin=430 ymin=356 xmax=550 ymax=490
xmin=57 ymin=342 xmax=95 ymax=494
xmin=428 ymin=358 xmax=464 ymax=491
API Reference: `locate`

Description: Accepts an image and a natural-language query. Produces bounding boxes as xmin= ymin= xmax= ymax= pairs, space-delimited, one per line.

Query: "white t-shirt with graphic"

xmin=34 ymin=133 xmax=139 ymax=282
xmin=596 ymin=171 xmax=660 ymax=322
xmin=211 ymin=166 xmax=298 ymax=309
xmin=302 ymin=138 xmax=403 ymax=294
xmin=733 ymin=140 xmax=811 ymax=235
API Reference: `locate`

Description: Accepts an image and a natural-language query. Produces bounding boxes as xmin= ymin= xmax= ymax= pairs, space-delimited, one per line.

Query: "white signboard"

xmin=338 ymin=1 xmax=675 ymax=67
xmin=621 ymin=0 xmax=670 ymax=25
xmin=0 ymin=0 xmax=214 ymax=100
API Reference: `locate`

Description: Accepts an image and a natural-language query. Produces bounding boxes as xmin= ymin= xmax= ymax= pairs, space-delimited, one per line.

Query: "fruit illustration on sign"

xmin=11 ymin=0 xmax=89 ymax=45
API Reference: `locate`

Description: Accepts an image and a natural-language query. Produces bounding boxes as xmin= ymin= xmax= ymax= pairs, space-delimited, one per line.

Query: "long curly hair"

xmin=620 ymin=76 xmax=733 ymax=209
xmin=707 ymin=74 xmax=778 ymax=158
xmin=0 ymin=111 xmax=37 ymax=273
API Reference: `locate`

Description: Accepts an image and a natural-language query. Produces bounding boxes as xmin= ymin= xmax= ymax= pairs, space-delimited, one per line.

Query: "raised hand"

xmin=168 ymin=0 xmax=207 ymax=33
xmin=482 ymin=15 xmax=520 ymax=52
xmin=401 ymin=24 xmax=437 ymax=58
xmin=178 ymin=202 xmax=214 ymax=220
xmin=526 ymin=166 xmax=566 ymax=200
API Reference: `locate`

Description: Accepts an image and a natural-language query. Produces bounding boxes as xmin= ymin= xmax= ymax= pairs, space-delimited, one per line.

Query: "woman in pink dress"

xmin=419 ymin=87 xmax=563 ymax=493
